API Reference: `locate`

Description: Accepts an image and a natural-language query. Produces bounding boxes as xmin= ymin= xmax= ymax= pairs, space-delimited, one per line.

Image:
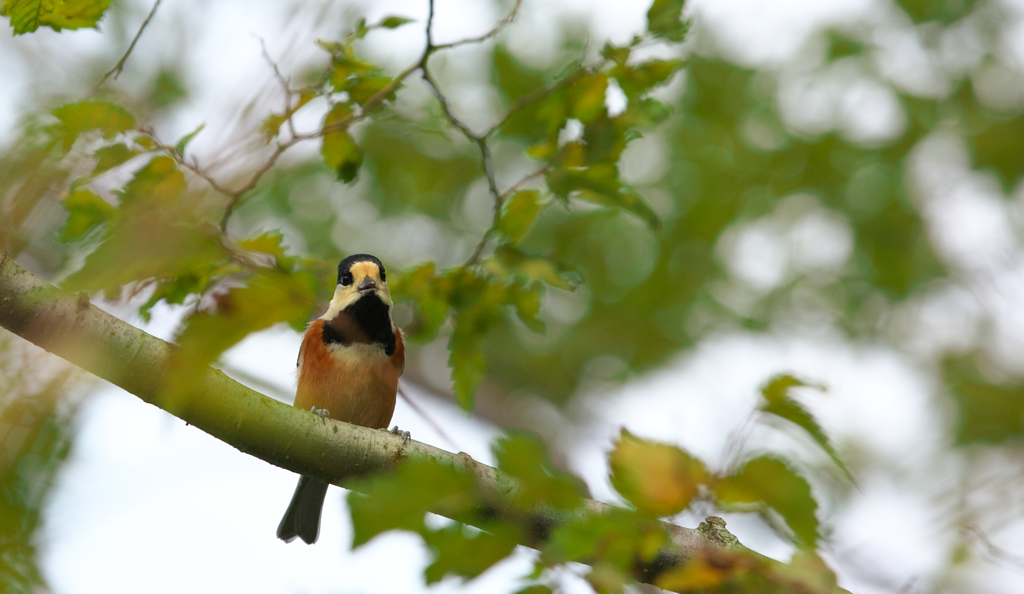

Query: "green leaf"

xmin=5 ymin=0 xmax=110 ymax=34
xmin=758 ymin=375 xmax=852 ymax=482
xmin=51 ymin=99 xmax=135 ymax=155
xmin=715 ymin=456 xmax=819 ymax=550
xmin=496 ymin=190 xmax=542 ymax=243
xmin=421 ymin=522 xmax=520 ymax=584
xmin=171 ymin=270 xmax=317 ymax=370
xmin=346 ymin=458 xmax=477 ymax=547
xmin=58 ymin=188 xmax=114 ymax=241
xmin=608 ymin=429 xmax=707 ymax=517
xmin=494 ymin=433 xmax=586 ymax=510
xmin=379 ymin=15 xmax=414 ymax=29
xmin=91 ymin=143 xmax=139 ymax=176
xmin=321 ymin=104 xmax=362 ymax=182
xmin=646 ymin=0 xmax=690 ymax=42
xmin=174 ymin=123 xmax=205 ymax=155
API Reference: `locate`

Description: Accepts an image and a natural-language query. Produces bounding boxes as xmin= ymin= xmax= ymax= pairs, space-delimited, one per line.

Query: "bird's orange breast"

xmin=294 ymin=320 xmax=405 ymax=429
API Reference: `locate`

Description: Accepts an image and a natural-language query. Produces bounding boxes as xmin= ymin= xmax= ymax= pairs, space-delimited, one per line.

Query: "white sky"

xmin=5 ymin=0 xmax=1024 ymax=593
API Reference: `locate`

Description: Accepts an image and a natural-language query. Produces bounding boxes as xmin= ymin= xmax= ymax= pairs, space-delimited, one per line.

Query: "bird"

xmin=276 ymin=253 xmax=406 ymax=544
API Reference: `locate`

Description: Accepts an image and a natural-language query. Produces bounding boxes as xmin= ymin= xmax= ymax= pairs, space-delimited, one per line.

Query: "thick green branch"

xmin=0 ymin=251 xmax=847 ymax=593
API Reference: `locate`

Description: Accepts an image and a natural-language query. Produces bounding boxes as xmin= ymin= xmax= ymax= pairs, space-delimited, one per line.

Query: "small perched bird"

xmin=277 ymin=254 xmax=405 ymax=544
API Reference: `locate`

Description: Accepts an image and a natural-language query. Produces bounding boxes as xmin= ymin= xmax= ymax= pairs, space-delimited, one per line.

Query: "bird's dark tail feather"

xmin=277 ymin=476 xmax=329 ymax=544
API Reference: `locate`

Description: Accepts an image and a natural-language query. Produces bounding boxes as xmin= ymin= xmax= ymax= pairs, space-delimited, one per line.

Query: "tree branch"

xmin=0 ymin=251 xmax=847 ymax=594
xmin=93 ymin=0 xmax=164 ymax=92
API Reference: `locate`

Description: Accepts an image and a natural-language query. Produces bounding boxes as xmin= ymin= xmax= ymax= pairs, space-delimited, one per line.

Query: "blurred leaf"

xmin=50 ymin=99 xmax=135 ymax=155
xmin=546 ymin=165 xmax=660 ymax=229
xmin=390 ymin=262 xmax=450 ymax=342
xmin=117 ymin=155 xmax=186 ymax=212
xmin=944 ymin=355 xmax=1024 ymax=445
xmin=0 ymin=368 xmax=75 ymax=593
xmin=174 ymin=123 xmax=205 ymax=155
xmin=543 ymin=507 xmax=667 ymax=572
xmin=421 ymin=522 xmax=520 ymax=584
xmin=612 ymin=59 xmax=684 ymax=99
xmin=362 ymin=123 xmax=481 ymax=218
xmin=63 ymin=215 xmax=224 ymax=296
xmin=237 ymin=230 xmax=294 ymax=270
xmin=449 ymin=327 xmax=487 ymax=410
xmin=347 ymin=458 xmax=477 ymax=547
xmin=897 ymin=0 xmax=976 ymax=24
xmin=715 ymin=456 xmax=819 ymax=549
xmin=4 ymin=0 xmax=110 ymax=34
xmin=514 ymin=586 xmax=553 ymax=594
xmin=171 ymin=270 xmax=318 ymax=370
xmin=496 ymin=190 xmax=542 ymax=243
xmin=969 ymin=114 xmax=1024 ymax=191
xmin=609 ymin=429 xmax=707 ymax=517
xmin=646 ymin=0 xmax=689 ymax=42
xmin=655 ymin=552 xmax=740 ymax=591
xmin=58 ymin=188 xmax=114 ymax=241
xmin=148 ymin=69 xmax=187 ymax=109
xmin=91 ymin=142 xmax=139 ymax=175
xmin=492 ymin=244 xmax=571 ymax=290
xmin=494 ymin=433 xmax=586 ymax=510
xmin=379 ymin=15 xmax=414 ymax=29
xmin=826 ymin=31 xmax=865 ymax=61
xmin=569 ymin=73 xmax=609 ymax=124
xmin=759 ymin=375 xmax=852 ymax=482
xmin=321 ymin=104 xmax=362 ymax=182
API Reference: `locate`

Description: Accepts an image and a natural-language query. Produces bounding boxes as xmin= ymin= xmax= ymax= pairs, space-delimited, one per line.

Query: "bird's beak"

xmin=358 ymin=278 xmax=378 ymax=295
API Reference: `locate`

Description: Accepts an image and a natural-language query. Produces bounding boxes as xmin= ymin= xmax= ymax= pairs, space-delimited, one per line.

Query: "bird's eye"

xmin=380 ymin=268 xmax=387 ymax=283
xmin=340 ymin=273 xmax=353 ymax=286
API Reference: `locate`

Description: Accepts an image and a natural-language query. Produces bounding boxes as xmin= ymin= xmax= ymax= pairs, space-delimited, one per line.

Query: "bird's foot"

xmin=391 ymin=425 xmax=411 ymax=445
xmin=310 ymin=406 xmax=331 ymax=418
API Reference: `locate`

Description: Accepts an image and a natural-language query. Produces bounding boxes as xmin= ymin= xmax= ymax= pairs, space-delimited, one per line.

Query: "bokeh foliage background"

xmin=4 ymin=0 xmax=1024 ymax=592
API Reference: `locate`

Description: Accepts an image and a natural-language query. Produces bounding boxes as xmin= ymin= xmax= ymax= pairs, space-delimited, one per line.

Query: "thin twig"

xmin=431 ymin=0 xmax=522 ymax=50
xmin=258 ymin=37 xmax=298 ymax=139
xmin=93 ymin=0 xmax=164 ymax=92
xmin=167 ymin=0 xmax=528 ymax=236
xmin=966 ymin=525 xmax=1024 ymax=572
xmin=397 ymin=383 xmax=460 ymax=451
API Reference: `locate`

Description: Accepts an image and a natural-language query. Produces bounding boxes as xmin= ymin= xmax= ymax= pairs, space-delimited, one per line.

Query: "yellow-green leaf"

xmin=609 ymin=429 xmax=706 ymax=517
xmin=496 ymin=190 xmax=542 ymax=243
xmin=51 ymin=99 xmax=135 ymax=154
xmin=63 ymin=215 xmax=224 ymax=296
xmin=91 ymin=143 xmax=139 ymax=176
xmin=172 ymin=270 xmax=317 ymax=370
xmin=59 ymin=188 xmax=114 ymax=241
xmin=379 ymin=15 xmax=414 ymax=29
xmin=5 ymin=0 xmax=110 ymax=34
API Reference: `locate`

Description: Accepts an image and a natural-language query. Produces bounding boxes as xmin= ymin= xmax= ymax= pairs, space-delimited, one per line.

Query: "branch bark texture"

xmin=0 ymin=251 xmax=847 ymax=593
